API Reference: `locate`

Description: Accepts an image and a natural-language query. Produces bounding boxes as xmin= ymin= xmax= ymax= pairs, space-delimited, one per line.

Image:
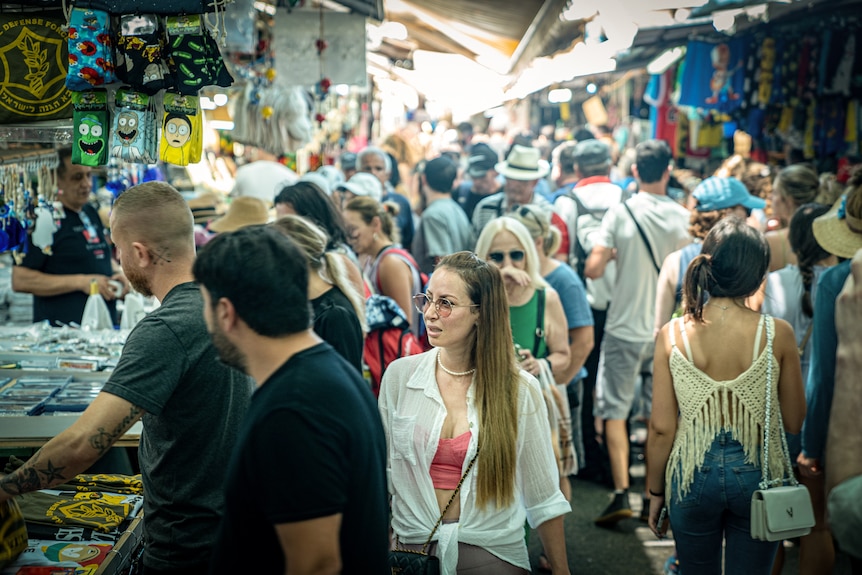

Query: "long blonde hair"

xmin=270 ymin=215 xmax=367 ymax=332
xmin=474 ymin=217 xmax=547 ymax=289
xmin=438 ymin=251 xmax=520 ymax=508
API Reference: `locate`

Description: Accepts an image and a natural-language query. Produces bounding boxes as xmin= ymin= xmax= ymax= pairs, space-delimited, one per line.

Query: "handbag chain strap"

xmin=395 ymin=447 xmax=481 ymax=555
xmin=760 ymin=316 xmax=799 ymax=491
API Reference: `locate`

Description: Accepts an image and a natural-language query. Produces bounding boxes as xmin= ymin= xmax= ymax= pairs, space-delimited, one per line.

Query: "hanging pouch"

xmin=72 ymin=90 xmax=109 ymax=166
xmin=116 ymin=14 xmax=170 ymax=94
xmin=111 ymin=89 xmax=157 ymax=164
xmin=166 ymin=15 xmax=209 ymax=95
xmin=66 ymin=7 xmax=116 ymax=90
xmin=160 ymin=92 xmax=201 ymax=166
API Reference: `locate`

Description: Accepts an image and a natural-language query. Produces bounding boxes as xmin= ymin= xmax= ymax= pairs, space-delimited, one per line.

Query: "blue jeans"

xmin=669 ymin=431 xmax=779 ymax=575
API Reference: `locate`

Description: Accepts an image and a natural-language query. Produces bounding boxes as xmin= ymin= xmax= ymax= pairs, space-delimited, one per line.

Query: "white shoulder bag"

xmin=750 ymin=316 xmax=815 ymax=542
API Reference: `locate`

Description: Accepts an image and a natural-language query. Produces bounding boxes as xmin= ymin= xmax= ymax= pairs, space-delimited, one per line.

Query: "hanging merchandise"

xmin=65 ymin=7 xmax=117 ymax=90
xmin=230 ymin=82 xmax=313 ymax=155
xmin=160 ymin=92 xmax=202 ymax=166
xmin=0 ymin=12 xmax=73 ymax=124
xmin=679 ymin=36 xmax=749 ymax=113
xmin=110 ymin=88 xmax=158 ymax=163
xmin=71 ymin=0 xmax=223 ymax=16
xmin=166 ymin=15 xmax=234 ymax=96
xmin=115 ymin=14 xmax=171 ymax=94
xmin=72 ymin=90 xmax=110 ymax=166
xmin=0 ymin=150 xmax=58 ymax=259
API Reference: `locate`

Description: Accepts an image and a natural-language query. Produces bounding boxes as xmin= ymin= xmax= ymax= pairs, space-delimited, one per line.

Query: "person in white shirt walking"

xmin=585 ymin=140 xmax=691 ymax=526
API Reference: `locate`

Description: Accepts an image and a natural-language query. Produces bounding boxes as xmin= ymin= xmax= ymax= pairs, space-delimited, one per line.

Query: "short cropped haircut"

xmin=635 ymin=140 xmax=672 ymax=184
xmin=111 ymin=181 xmax=194 ymax=258
xmin=423 ymin=156 xmax=458 ymax=193
xmin=193 ymin=225 xmax=310 ymax=337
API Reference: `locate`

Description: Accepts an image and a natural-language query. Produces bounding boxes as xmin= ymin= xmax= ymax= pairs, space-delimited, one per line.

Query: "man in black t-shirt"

xmin=193 ymin=226 xmax=389 ymax=575
xmin=13 ymin=147 xmax=127 ymax=326
xmin=1 ymin=182 xmax=254 ymax=575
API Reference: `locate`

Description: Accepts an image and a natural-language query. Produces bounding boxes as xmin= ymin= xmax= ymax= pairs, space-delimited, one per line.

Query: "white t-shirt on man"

xmin=595 ymin=192 xmax=690 ymax=342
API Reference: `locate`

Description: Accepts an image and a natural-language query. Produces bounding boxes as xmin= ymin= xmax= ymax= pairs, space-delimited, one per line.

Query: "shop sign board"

xmin=273 ymin=10 xmax=366 ymax=87
xmin=0 ymin=13 xmax=72 ymax=123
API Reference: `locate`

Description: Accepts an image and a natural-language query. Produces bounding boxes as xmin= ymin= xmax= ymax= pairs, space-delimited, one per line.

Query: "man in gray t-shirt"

xmin=412 ymin=156 xmax=475 ymax=276
xmin=0 ymin=182 xmax=253 ymax=575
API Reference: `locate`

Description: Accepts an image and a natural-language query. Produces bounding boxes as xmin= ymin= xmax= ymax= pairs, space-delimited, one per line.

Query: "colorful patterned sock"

xmin=66 ymin=7 xmax=116 ymax=91
xmin=115 ymin=14 xmax=171 ymax=94
xmin=160 ymin=92 xmax=201 ymax=166
xmin=166 ymin=15 xmax=209 ymax=95
xmin=111 ymin=89 xmax=158 ymax=164
xmin=72 ymin=90 xmax=109 ymax=167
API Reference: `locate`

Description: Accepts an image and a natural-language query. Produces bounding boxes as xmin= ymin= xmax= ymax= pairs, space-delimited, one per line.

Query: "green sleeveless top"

xmin=509 ymin=288 xmax=547 ymax=359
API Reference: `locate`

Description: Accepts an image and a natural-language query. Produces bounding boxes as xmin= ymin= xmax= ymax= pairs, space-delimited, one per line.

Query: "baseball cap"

xmin=572 ymin=139 xmax=611 ymax=168
xmin=336 ymin=172 xmax=383 ymax=202
xmin=340 ymin=152 xmax=357 ymax=171
xmin=467 ymin=143 xmax=499 ymax=178
xmin=692 ymin=176 xmax=766 ymax=212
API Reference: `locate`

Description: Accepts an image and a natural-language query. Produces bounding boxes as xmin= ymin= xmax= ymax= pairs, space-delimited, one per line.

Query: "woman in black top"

xmin=271 ymin=215 xmax=366 ymax=372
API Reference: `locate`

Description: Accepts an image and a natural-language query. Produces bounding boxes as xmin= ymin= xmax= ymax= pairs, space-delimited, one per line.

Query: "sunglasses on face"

xmin=413 ymin=293 xmax=478 ymax=318
xmin=487 ymin=250 xmax=525 ymax=264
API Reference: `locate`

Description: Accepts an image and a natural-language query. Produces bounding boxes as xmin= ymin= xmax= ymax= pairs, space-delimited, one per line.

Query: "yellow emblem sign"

xmin=0 ymin=18 xmax=71 ymax=117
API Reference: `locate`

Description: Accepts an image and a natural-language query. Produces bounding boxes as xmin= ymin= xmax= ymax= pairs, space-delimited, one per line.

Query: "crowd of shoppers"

xmin=4 ymin=124 xmax=862 ymax=575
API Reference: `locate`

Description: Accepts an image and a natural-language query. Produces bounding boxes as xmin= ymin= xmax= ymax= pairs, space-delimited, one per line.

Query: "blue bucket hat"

xmin=692 ymin=176 xmax=766 ymax=212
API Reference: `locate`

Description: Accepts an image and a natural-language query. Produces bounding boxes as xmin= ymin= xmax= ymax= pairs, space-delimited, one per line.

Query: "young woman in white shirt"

xmin=378 ymin=251 xmax=571 ymax=574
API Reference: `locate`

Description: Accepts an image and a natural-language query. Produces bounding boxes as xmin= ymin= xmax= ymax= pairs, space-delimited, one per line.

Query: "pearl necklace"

xmin=437 ymin=352 xmax=475 ymax=377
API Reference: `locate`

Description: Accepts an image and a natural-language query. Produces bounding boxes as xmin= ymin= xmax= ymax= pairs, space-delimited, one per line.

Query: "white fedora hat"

xmin=495 ymin=144 xmax=550 ymax=181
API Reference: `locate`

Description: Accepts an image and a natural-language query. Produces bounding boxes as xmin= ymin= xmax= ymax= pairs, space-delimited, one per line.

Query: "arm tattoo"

xmin=0 ymin=449 xmax=67 ymax=496
xmin=88 ymin=404 xmax=143 ymax=455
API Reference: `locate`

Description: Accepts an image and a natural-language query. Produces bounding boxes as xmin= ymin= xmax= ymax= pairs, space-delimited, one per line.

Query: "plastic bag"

xmin=81 ymin=280 xmax=113 ymax=330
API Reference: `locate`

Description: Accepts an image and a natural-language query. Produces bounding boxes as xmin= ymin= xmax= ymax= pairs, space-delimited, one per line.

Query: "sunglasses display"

xmin=487 ymin=250 xmax=525 ymax=264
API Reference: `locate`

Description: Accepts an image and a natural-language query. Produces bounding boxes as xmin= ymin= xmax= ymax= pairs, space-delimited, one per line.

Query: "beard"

xmin=123 ymin=264 xmax=152 ymax=298
xmin=209 ymin=323 xmax=248 ymax=374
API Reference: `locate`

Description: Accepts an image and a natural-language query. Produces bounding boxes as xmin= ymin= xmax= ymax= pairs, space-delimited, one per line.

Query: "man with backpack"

xmin=583 ymin=140 xmax=691 ymax=527
xmin=553 ymin=138 xmax=626 ymax=489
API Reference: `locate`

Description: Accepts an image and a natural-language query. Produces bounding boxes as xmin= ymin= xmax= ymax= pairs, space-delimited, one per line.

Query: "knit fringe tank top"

xmin=665 ymin=315 xmax=792 ymax=502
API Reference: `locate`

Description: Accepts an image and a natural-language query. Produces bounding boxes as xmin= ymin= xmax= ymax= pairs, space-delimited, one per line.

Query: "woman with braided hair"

xmin=761 ymin=203 xmax=838 ymax=575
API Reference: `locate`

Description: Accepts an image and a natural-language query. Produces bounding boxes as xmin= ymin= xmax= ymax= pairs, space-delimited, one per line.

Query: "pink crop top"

xmin=430 ymin=430 xmax=472 ymax=490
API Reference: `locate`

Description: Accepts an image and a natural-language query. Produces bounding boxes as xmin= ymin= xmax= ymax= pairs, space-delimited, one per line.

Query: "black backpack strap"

xmin=623 ymin=201 xmax=661 ymax=274
xmin=533 ymin=289 xmax=545 ymax=357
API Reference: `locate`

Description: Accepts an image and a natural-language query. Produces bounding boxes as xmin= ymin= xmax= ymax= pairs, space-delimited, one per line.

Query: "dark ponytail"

xmin=682 ymin=217 xmax=770 ymax=322
xmin=682 ymin=254 xmax=714 ymax=321
xmin=788 ymin=203 xmax=832 ymax=317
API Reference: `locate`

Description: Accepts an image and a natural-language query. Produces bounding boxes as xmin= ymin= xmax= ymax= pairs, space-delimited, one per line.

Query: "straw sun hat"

xmin=812 ymin=187 xmax=862 ymax=259
xmin=208 ymin=196 xmax=269 ymax=233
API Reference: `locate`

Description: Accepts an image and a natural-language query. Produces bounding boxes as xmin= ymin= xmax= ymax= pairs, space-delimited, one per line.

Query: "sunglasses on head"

xmin=487 ymin=250 xmax=525 ymax=264
xmin=512 ymin=204 xmax=547 ymax=236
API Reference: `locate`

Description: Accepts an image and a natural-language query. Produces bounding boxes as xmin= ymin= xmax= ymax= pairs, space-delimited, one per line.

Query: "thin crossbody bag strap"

xmin=759 ymin=316 xmax=798 ymax=490
xmin=622 ymin=201 xmax=661 ymax=274
xmin=395 ymin=448 xmax=481 ymax=555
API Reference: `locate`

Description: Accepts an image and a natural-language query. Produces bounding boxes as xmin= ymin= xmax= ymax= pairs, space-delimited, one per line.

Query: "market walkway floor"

xmin=526 ymin=462 xmax=854 ymax=574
